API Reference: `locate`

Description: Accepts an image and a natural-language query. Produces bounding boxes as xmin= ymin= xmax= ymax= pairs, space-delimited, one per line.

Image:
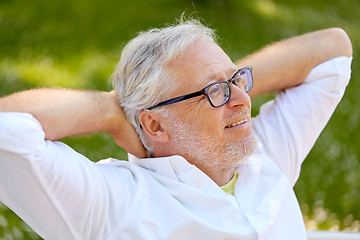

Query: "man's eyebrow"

xmin=205 ymin=68 xmax=238 ymax=84
xmin=205 ymin=73 xmax=218 ymax=82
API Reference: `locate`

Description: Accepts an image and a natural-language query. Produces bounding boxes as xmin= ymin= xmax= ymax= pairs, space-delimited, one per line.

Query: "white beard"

xmin=168 ymin=114 xmax=257 ymax=172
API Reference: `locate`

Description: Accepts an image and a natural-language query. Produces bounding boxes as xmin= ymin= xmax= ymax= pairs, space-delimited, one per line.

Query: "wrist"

xmin=102 ymin=91 xmax=127 ymax=135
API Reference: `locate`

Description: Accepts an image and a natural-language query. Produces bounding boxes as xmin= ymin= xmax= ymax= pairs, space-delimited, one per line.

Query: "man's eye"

xmin=211 ymin=86 xmax=219 ymax=93
xmin=235 ymin=76 xmax=243 ymax=84
xmin=209 ymin=85 xmax=220 ymax=95
xmin=235 ymin=76 xmax=246 ymax=89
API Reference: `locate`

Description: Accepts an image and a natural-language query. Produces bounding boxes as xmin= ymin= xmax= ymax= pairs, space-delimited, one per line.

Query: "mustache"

xmin=223 ymin=106 xmax=251 ymax=125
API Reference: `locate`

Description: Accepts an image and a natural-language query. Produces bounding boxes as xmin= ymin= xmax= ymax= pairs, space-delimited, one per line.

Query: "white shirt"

xmin=0 ymin=57 xmax=352 ymax=240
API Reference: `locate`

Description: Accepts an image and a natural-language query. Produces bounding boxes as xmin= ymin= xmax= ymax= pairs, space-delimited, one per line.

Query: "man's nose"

xmin=227 ymin=83 xmax=251 ymax=108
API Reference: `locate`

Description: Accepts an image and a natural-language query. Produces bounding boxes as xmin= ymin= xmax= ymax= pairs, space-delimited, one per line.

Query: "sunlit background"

xmin=0 ymin=0 xmax=359 ymax=239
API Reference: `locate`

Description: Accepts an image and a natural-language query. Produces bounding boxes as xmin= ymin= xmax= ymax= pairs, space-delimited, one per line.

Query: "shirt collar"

xmin=128 ymin=154 xmax=212 ymax=185
xmin=128 ymin=154 xmax=219 ymax=189
xmin=128 ymin=141 xmax=264 ymax=191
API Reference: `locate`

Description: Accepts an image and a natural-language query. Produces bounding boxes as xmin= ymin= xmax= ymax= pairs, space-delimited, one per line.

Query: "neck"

xmin=194 ymin=160 xmax=238 ymax=186
xmin=152 ymin=148 xmax=237 ymax=186
xmin=152 ymin=133 xmax=257 ymax=186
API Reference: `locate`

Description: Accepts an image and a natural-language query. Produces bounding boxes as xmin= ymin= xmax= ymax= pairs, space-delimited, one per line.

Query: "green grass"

xmin=1 ymin=0 xmax=359 ymax=238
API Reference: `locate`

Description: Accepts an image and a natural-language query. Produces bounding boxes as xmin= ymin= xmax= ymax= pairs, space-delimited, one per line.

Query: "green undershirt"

xmin=220 ymin=172 xmax=238 ymax=195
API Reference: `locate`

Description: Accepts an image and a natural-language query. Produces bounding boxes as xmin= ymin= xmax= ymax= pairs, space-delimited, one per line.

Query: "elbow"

xmin=327 ymin=27 xmax=353 ymax=57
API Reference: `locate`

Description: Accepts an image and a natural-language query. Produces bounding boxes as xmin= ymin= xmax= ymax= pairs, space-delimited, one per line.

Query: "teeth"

xmin=226 ymin=119 xmax=248 ymax=128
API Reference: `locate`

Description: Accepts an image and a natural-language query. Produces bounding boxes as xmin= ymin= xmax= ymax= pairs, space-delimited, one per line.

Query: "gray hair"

xmin=112 ymin=18 xmax=217 ymax=155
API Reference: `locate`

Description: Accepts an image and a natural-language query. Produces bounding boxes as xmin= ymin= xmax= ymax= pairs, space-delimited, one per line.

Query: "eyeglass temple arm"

xmin=147 ymin=90 xmax=203 ymax=110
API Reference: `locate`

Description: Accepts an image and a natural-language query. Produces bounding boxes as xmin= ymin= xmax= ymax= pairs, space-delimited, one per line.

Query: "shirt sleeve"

xmin=0 ymin=112 xmax=131 ymax=239
xmin=252 ymin=56 xmax=352 ymax=185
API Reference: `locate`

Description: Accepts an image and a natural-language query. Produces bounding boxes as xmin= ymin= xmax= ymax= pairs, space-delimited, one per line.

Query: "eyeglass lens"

xmin=207 ymin=68 xmax=252 ymax=107
xmin=207 ymin=83 xmax=229 ymax=107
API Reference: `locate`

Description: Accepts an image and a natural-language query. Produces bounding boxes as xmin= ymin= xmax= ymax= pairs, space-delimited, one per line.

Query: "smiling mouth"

xmin=225 ymin=119 xmax=248 ymax=128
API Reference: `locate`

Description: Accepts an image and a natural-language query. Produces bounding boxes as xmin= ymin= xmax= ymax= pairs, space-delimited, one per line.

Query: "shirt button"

xmin=195 ymin=180 xmax=202 ymax=187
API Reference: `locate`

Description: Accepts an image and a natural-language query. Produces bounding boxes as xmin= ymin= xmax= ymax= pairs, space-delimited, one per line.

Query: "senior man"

xmin=0 ymin=19 xmax=352 ymax=239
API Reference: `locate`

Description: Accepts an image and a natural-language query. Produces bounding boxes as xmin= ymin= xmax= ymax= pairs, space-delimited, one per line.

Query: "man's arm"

xmin=236 ymin=27 xmax=352 ymax=97
xmin=0 ymin=88 xmax=146 ymax=157
xmin=237 ymin=27 xmax=352 ymax=184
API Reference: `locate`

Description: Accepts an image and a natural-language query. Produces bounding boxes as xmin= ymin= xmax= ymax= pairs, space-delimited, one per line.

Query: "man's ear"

xmin=139 ymin=110 xmax=170 ymax=143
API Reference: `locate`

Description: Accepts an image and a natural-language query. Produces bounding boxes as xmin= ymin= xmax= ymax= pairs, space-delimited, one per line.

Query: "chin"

xmin=224 ymin=132 xmax=258 ymax=163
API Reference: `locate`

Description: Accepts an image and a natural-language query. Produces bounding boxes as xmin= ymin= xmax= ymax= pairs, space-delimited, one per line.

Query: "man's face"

xmin=162 ymin=40 xmax=256 ymax=177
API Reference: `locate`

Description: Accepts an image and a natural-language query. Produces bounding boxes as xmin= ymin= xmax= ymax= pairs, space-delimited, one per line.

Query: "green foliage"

xmin=1 ymin=0 xmax=359 ymax=238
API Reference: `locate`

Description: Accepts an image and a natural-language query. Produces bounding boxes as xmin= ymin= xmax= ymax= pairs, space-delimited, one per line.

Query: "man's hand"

xmin=0 ymin=88 xmax=147 ymax=158
xmin=107 ymin=91 xmax=147 ymax=158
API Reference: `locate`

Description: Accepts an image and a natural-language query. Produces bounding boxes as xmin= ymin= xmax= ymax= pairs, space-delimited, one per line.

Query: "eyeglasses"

xmin=147 ymin=66 xmax=253 ymax=110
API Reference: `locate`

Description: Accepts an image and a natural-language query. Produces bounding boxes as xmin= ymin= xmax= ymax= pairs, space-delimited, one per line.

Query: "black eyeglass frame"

xmin=147 ymin=66 xmax=253 ymax=110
